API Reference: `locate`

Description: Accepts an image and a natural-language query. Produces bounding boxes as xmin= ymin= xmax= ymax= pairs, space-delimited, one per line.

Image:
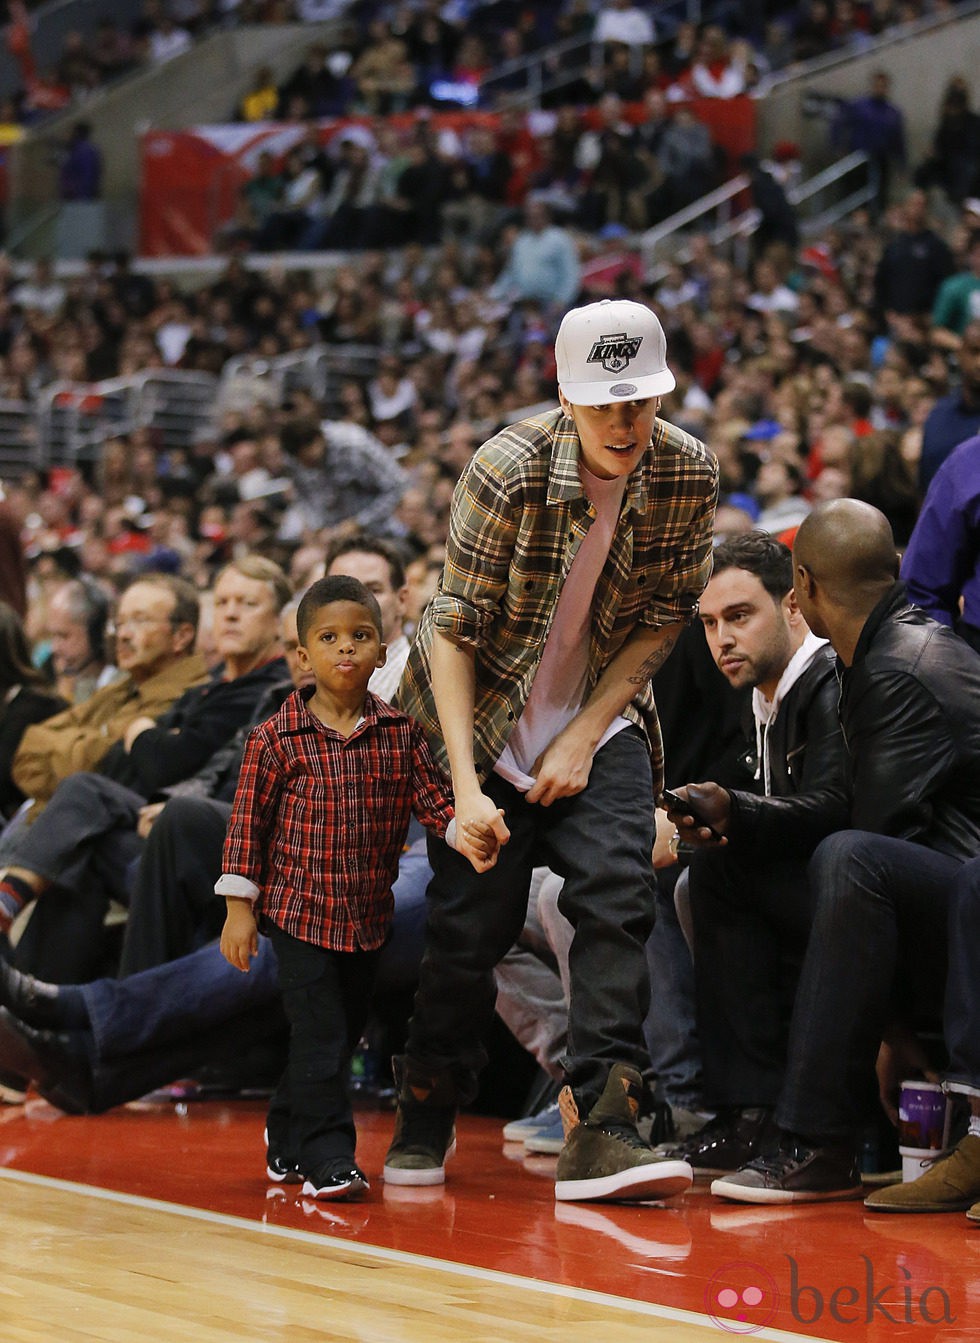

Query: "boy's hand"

xmin=220 ymin=899 xmax=259 ymax=972
xmin=457 ymin=807 xmax=509 ymax=873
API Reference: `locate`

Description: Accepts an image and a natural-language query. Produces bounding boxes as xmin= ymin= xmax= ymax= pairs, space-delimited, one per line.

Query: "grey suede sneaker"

xmin=711 ymin=1134 xmax=862 ymax=1204
xmin=382 ymin=1057 xmax=457 ymax=1187
xmin=554 ymin=1063 xmax=694 ymax=1203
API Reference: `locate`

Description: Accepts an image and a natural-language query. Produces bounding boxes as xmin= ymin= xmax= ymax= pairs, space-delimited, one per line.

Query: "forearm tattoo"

xmin=627 ymin=632 xmax=677 ymax=685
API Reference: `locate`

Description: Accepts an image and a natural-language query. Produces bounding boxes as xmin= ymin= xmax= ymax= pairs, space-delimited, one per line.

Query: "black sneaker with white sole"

xmin=302 ymin=1163 xmax=370 ymax=1200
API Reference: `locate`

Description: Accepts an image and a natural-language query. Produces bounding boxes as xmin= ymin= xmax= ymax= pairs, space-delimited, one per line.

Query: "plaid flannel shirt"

xmin=399 ymin=408 xmax=718 ymax=790
xmin=219 ymin=687 xmax=453 ymax=951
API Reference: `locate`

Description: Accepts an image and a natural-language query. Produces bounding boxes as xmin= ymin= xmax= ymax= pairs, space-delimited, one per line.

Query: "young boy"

xmin=217 ymin=575 xmax=499 ymax=1200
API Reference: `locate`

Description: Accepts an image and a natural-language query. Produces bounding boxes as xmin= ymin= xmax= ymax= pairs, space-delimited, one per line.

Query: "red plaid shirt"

xmin=219 ymin=687 xmax=453 ymax=951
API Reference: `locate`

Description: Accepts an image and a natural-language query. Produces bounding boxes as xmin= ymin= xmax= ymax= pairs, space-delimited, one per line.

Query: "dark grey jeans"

xmin=406 ymin=726 xmax=657 ymax=1112
xmin=778 ymin=830 xmax=960 ymax=1140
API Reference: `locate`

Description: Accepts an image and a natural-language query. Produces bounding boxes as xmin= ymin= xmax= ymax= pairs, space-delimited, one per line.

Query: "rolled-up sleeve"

xmin=428 ymin=456 xmax=519 ymax=648
xmin=638 ymin=455 xmax=718 ymax=630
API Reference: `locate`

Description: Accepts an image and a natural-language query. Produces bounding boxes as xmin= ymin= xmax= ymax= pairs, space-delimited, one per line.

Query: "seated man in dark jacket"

xmin=0 ymin=555 xmax=291 ymax=985
xmin=704 ymin=500 xmax=980 ymax=1203
xmin=663 ymin=532 xmax=848 ymax=1173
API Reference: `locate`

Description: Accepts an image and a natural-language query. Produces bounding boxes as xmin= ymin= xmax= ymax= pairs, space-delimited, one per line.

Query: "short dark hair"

xmin=297 ymin=576 xmax=383 ymax=645
xmin=710 ymin=531 xmax=793 ymax=603
xmin=323 ymin=533 xmax=406 ymax=590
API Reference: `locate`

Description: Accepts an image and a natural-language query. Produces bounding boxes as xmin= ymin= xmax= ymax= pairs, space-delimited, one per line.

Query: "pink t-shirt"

xmin=495 ymin=465 xmax=630 ymax=790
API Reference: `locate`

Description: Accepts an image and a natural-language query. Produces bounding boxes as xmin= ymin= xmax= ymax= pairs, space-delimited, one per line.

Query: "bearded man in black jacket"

xmin=662 ymin=532 xmax=848 ymax=1176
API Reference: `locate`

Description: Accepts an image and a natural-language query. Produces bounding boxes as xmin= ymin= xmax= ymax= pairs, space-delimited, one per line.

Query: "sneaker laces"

xmin=595 ymin=1120 xmax=651 ymax=1152
xmin=749 ymin=1138 xmax=812 ymax=1179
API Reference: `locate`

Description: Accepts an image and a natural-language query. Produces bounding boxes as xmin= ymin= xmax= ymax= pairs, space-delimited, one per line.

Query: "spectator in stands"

xmin=657 ymin=106 xmax=719 ymax=215
xmin=0 ymin=556 xmax=290 ymax=982
xmin=902 ymin=431 xmax=980 ymax=654
xmin=593 ymin=0 xmax=655 ymax=48
xmin=931 ymin=233 xmax=980 ymax=349
xmin=349 ymin=19 xmax=415 ymax=115
xmin=147 ymin=12 xmax=193 ymax=65
xmin=237 ymin=65 xmax=279 ymax=123
xmin=253 ymin=145 xmax=327 ymax=252
xmin=278 ymin=416 xmax=407 ymax=540
xmin=57 ymin=122 xmax=102 ymax=202
xmin=490 ymin=198 xmax=581 ymax=316
xmin=0 ymin=603 xmax=65 ymax=820
xmin=38 ymin=577 xmax=114 ymax=706
xmin=915 ymin=78 xmax=980 ymax=209
xmin=918 ymin=319 xmax=980 ymax=491
xmin=754 ymin=456 xmax=811 ymax=535
xmin=298 ymin=139 xmax=383 ymax=251
xmin=685 ymin=26 xmax=747 ymax=100
xmin=837 ymin=70 xmax=906 ymax=217
xmin=277 ymin=42 xmax=349 ymax=120
xmin=874 ymin=189 xmax=954 ymax=331
xmin=11 ymin=575 xmax=207 ymax=816
xmin=792 ymin=0 xmax=834 ymax=62
xmin=91 ymin=18 xmax=136 ymax=83
xmin=56 ymin=31 xmax=98 ymax=100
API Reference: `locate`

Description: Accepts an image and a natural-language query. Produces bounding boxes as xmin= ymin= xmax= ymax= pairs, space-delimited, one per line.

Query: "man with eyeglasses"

xmin=10 ymin=573 xmax=208 ymax=820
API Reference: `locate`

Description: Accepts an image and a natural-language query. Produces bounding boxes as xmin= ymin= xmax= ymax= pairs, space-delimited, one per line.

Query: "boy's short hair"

xmin=297 ymin=576 xmax=384 ymax=645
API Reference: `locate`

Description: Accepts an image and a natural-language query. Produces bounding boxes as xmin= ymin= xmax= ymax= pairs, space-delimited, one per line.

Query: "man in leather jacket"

xmin=707 ymin=499 xmax=980 ymax=1204
xmin=663 ymin=531 xmax=848 ymax=1175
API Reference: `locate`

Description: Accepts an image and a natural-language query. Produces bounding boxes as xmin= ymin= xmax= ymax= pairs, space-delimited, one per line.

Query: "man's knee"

xmin=809 ymin=829 xmax=881 ymax=889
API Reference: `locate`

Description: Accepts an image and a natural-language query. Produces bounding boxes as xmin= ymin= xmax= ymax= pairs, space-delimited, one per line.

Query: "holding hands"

xmin=454 ymin=794 xmax=511 ymax=873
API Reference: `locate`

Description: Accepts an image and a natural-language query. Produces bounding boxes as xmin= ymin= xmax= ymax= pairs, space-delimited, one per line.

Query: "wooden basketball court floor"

xmin=1 ymin=1095 xmax=978 ymax=1342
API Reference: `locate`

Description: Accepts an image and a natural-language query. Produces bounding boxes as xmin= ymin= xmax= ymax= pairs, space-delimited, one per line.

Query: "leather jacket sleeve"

xmin=845 ymin=669 xmax=955 ymax=841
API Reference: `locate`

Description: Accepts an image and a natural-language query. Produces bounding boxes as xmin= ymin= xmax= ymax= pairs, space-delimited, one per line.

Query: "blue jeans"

xmin=944 ymin=854 xmax=980 ymax=1098
xmin=406 ymin=727 xmax=657 ymax=1111
xmin=778 ymin=831 xmax=959 ymax=1140
xmin=644 ymin=870 xmax=702 ymax=1110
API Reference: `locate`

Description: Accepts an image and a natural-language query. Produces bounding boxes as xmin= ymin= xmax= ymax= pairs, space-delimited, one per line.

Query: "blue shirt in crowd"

xmin=919 ymin=392 xmax=980 ymax=493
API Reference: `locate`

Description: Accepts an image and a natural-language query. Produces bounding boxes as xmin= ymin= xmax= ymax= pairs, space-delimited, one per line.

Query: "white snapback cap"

xmin=555 ymin=299 xmax=675 ymax=405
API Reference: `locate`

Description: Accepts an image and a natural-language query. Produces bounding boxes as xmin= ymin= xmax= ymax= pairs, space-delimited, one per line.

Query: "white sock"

xmin=968 ymin=1115 xmax=980 ymax=1139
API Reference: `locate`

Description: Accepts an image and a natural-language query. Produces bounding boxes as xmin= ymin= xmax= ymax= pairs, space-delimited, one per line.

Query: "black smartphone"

xmin=661 ymin=788 xmax=723 ymax=841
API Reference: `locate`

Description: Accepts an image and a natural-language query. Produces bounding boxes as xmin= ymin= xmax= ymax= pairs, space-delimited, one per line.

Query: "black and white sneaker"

xmin=302 ymin=1163 xmax=370 ymax=1201
xmin=264 ymin=1127 xmax=302 ymax=1184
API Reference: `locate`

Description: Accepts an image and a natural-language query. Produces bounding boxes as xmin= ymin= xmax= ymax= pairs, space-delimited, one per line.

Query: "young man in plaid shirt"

xmin=217 ymin=575 xmax=498 ymax=1201
xmin=385 ymin=298 xmax=719 ymax=1203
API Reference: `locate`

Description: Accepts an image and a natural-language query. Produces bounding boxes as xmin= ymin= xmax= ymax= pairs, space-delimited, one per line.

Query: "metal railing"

xmin=33 ymin=370 xmax=219 ymax=469
xmin=639 ymin=151 xmax=873 ymax=277
xmin=220 ymin=344 xmax=385 ymax=419
xmin=478 ymin=0 xmax=703 ymax=109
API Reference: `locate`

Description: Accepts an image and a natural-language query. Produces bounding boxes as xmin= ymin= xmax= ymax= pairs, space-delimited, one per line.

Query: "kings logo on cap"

xmin=587 ymin=332 xmax=643 ymax=376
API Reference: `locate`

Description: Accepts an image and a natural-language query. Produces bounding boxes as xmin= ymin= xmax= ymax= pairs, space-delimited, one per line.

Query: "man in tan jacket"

xmin=12 ymin=574 xmax=207 ymax=812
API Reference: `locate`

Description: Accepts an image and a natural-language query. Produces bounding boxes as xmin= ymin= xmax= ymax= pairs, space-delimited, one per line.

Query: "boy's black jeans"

xmin=266 ymin=924 xmax=381 ymax=1173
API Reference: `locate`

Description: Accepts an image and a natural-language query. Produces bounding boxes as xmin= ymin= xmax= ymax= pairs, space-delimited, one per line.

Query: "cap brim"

xmin=560 ymin=366 xmax=676 ymax=405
